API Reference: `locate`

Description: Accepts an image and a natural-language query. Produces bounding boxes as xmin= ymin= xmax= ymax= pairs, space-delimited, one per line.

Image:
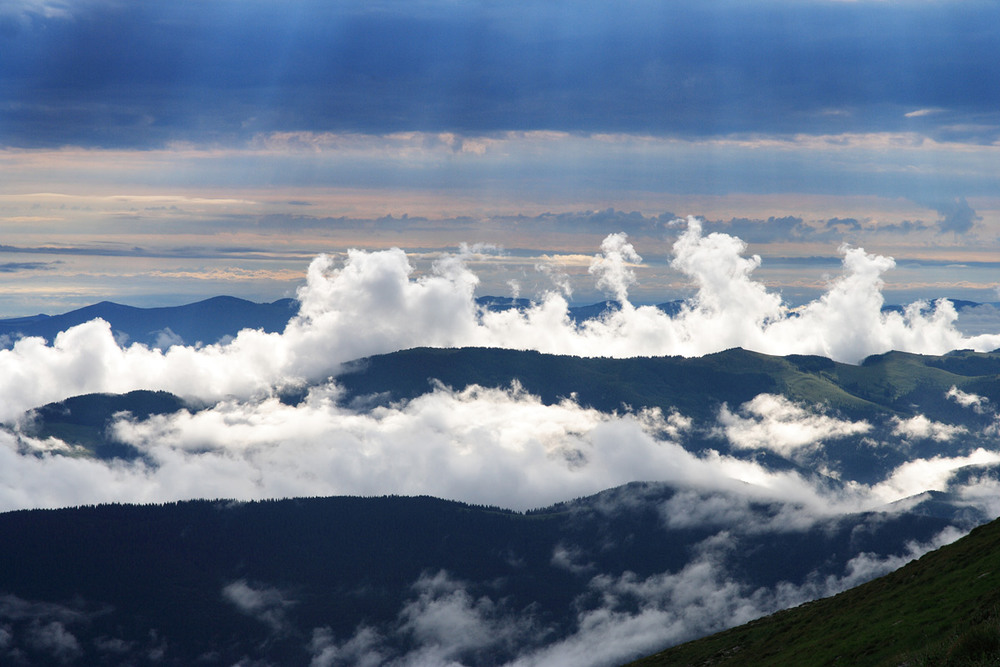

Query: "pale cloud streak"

xmin=905 ymin=108 xmax=945 ymax=118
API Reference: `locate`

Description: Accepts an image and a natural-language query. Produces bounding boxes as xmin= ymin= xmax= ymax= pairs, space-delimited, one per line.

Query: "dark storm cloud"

xmin=4 ymin=0 xmax=1000 ymax=147
xmin=930 ymin=197 xmax=982 ymax=235
xmin=702 ymin=216 xmax=817 ymax=244
xmin=825 ymin=218 xmax=862 ymax=232
xmin=876 ymin=197 xmax=982 ymax=236
xmin=0 ymin=261 xmax=60 ymax=273
xmin=878 ymin=220 xmax=932 ymax=235
xmin=509 ymin=210 xmax=675 ymax=237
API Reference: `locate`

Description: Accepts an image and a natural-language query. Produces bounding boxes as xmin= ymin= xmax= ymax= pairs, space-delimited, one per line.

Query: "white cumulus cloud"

xmin=1 ymin=217 xmax=999 ymax=426
xmin=947 ymin=386 xmax=990 ymax=413
xmin=717 ymin=394 xmax=871 ymax=455
xmin=891 ymin=414 xmax=966 ymax=442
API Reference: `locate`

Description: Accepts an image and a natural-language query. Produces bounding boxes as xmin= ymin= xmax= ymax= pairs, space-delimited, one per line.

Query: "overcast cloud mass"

xmin=1 ymin=0 xmax=1000 ymax=313
xmin=3 ymin=0 xmax=999 ymax=145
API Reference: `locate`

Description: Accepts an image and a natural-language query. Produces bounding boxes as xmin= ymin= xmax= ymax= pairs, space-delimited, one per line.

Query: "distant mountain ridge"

xmin=4 ymin=294 xmax=990 ymax=349
xmin=0 ymin=295 xmax=299 ymax=348
xmin=336 ymin=345 xmax=1000 ymax=422
xmin=0 ymin=295 xmax=687 ymax=348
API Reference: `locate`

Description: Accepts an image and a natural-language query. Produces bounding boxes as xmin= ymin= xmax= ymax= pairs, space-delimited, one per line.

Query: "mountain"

xmin=335 ymin=346 xmax=1000 ymax=484
xmin=0 ymin=296 xmax=299 ymax=348
xmin=337 ymin=346 xmax=780 ymax=419
xmin=32 ymin=345 xmax=1000 ymax=481
xmin=25 ymin=390 xmax=191 ymax=459
xmin=336 ymin=345 xmax=1000 ymax=421
xmin=475 ymin=297 xmax=697 ymax=322
xmin=0 ymin=487 xmax=965 ymax=666
xmin=628 ymin=513 xmax=1000 ymax=667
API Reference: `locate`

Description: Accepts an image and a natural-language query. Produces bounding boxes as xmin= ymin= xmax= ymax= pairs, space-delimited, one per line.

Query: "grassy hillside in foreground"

xmin=627 ymin=515 xmax=1000 ymax=667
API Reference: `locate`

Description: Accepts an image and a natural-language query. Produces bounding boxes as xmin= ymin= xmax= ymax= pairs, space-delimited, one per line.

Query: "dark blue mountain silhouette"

xmin=0 ymin=296 xmax=298 ymax=348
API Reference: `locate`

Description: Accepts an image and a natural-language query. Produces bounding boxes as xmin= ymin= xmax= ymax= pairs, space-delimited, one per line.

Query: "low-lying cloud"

xmin=222 ymin=580 xmax=295 ymax=634
xmin=892 ymin=415 xmax=966 ymax=442
xmin=1 ymin=384 xmax=849 ymax=512
xmin=1 ymin=381 xmax=997 ymax=522
xmin=947 ymin=385 xmax=989 ymax=413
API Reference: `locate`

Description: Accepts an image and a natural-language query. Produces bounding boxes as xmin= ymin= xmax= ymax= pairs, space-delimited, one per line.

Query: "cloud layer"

xmin=6 ymin=375 xmax=1000 ymax=522
xmin=5 ymin=1 xmax=1000 ymax=147
xmin=1 ymin=217 xmax=998 ymax=425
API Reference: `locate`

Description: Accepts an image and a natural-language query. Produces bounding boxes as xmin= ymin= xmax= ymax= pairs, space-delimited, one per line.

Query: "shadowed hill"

xmin=25 ymin=390 xmax=191 ymax=459
xmin=24 ymin=346 xmax=1000 ymax=473
xmin=338 ymin=347 xmax=816 ymax=420
xmin=336 ymin=346 xmax=1000 ymax=423
xmin=0 ymin=488 xmax=962 ymax=666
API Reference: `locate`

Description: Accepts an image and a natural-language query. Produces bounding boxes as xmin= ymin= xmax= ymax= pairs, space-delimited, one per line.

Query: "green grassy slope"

xmin=337 ymin=346 xmax=1000 ymax=422
xmin=627 ymin=516 xmax=1000 ymax=667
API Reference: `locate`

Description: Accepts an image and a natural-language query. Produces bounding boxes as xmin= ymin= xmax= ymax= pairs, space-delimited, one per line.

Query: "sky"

xmin=5 ymin=4 xmax=1000 ymax=660
xmin=2 ymin=0 xmax=1000 ymax=315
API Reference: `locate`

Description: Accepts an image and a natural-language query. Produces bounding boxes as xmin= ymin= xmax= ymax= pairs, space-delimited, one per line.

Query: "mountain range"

xmin=3 ymin=296 xmax=1000 ymax=665
xmin=0 ymin=296 xmax=299 ymax=349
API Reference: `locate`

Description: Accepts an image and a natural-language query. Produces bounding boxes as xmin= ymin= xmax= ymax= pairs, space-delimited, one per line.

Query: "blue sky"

xmin=2 ymin=0 xmax=1000 ymax=314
